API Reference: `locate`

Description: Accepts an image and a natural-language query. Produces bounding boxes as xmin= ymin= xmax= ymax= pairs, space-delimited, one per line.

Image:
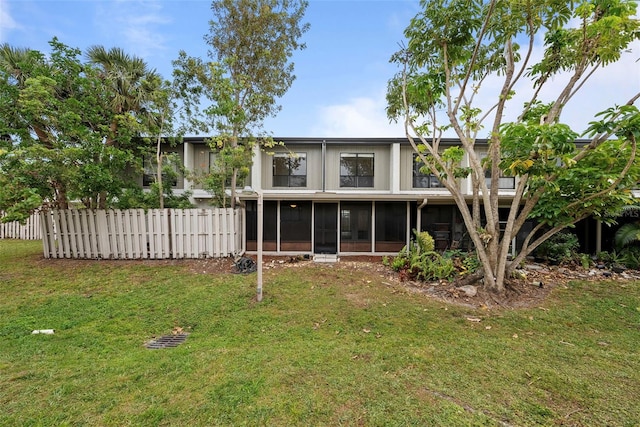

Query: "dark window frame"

xmin=340 ymin=153 xmax=374 ymax=188
xmin=481 ymin=154 xmax=515 ymax=190
xmin=142 ymin=154 xmax=179 ymax=187
xmin=273 ymin=152 xmax=307 ymax=188
xmin=412 ymin=154 xmax=443 ymax=189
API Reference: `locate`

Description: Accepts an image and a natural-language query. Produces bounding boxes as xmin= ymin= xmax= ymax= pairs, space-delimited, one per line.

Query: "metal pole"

xmin=257 ymin=191 xmax=263 ymax=302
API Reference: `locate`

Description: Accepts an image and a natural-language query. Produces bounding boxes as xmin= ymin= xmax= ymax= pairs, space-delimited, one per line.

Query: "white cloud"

xmin=315 ymin=38 xmax=640 ymax=140
xmin=313 ymin=92 xmax=405 ymax=137
xmin=0 ymin=0 xmax=20 ymax=43
xmin=97 ymin=0 xmax=171 ymax=59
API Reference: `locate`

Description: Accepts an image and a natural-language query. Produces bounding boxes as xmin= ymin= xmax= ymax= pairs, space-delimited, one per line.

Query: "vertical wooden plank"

xmin=78 ymin=210 xmax=88 ymax=258
xmin=64 ymin=210 xmax=74 ymax=258
xmin=206 ymin=209 xmax=214 ymax=258
xmin=107 ymin=210 xmax=119 ymax=259
xmin=227 ymin=208 xmax=234 ymax=255
xmin=184 ymin=209 xmax=190 ymax=258
xmin=32 ymin=212 xmax=41 ymax=240
xmin=86 ymin=210 xmax=98 ymax=258
xmin=159 ymin=209 xmax=169 ymax=258
xmin=122 ymin=210 xmax=133 ymax=259
xmin=140 ymin=209 xmax=148 ymax=259
xmin=173 ymin=209 xmax=183 ymax=258
xmin=147 ymin=209 xmax=160 ymax=259
xmin=177 ymin=209 xmax=184 ymax=258
xmin=211 ymin=209 xmax=219 ymax=257
xmin=81 ymin=210 xmax=90 ymax=258
xmin=104 ymin=210 xmax=113 ymax=258
xmin=68 ymin=210 xmax=78 ymax=258
xmin=116 ymin=210 xmax=127 ymax=259
xmin=146 ymin=209 xmax=154 ymax=258
xmin=54 ymin=210 xmax=64 ymax=258
xmin=75 ymin=210 xmax=85 ymax=258
xmin=190 ymin=209 xmax=198 ymax=258
xmin=139 ymin=208 xmax=147 ymax=258
xmin=196 ymin=209 xmax=203 ymax=256
xmin=51 ymin=210 xmax=61 ymax=258
xmin=154 ymin=209 xmax=165 ymax=259
xmin=221 ymin=208 xmax=229 ymax=256
xmin=40 ymin=211 xmax=52 ymax=258
xmin=138 ymin=208 xmax=146 ymax=258
xmin=95 ymin=210 xmax=108 ymax=259
xmin=234 ymin=208 xmax=242 ymax=255
xmin=131 ymin=209 xmax=142 ymax=258
xmin=57 ymin=210 xmax=70 ymax=258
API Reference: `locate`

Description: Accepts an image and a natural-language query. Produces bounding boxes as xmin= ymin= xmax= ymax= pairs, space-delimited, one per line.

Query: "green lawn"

xmin=1 ymin=240 xmax=639 ymax=426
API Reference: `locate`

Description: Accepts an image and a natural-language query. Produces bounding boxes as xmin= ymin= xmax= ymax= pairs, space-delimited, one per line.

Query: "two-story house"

xmin=146 ymin=136 xmax=637 ymax=258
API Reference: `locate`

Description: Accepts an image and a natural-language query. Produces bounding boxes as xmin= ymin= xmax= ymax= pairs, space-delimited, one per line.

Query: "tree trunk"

xmin=157 ymin=151 xmax=164 ymax=209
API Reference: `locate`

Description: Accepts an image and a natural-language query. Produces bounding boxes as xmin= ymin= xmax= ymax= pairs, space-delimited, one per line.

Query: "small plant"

xmin=579 ymin=253 xmax=592 ymax=269
xmin=415 ymin=230 xmax=435 ymax=253
xmin=535 ymin=232 xmax=580 ymax=265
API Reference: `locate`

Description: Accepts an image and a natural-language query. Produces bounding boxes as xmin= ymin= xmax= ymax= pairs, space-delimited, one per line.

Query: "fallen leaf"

xmin=362 ymin=328 xmax=371 ymax=333
xmin=512 ymin=334 xmax=519 ymax=339
xmin=466 ymin=317 xmax=482 ymax=322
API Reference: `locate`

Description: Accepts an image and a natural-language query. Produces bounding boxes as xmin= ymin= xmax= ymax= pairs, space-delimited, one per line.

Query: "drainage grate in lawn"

xmin=145 ymin=333 xmax=189 ymax=349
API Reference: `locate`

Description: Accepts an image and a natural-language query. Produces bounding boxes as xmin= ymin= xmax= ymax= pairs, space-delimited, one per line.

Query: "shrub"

xmin=535 ymin=232 xmax=579 ymax=265
xmin=386 ymin=232 xmax=477 ymax=282
xmin=619 ymin=246 xmax=640 ymax=270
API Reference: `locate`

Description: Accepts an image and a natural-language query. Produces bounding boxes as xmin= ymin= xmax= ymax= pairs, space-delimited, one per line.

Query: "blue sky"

xmin=1 ymin=0 xmax=639 ymax=138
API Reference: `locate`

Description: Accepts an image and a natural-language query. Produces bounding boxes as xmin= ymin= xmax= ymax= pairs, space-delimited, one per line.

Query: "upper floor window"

xmin=210 ymin=152 xmax=247 ymax=187
xmin=413 ymin=154 xmax=443 ymax=188
xmin=143 ymin=154 xmax=178 ymax=187
xmin=481 ymin=153 xmax=515 ymax=189
xmin=273 ymin=153 xmax=307 ymax=187
xmin=340 ymin=153 xmax=374 ymax=188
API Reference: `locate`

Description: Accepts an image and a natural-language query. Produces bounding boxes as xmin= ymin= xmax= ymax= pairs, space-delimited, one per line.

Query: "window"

xmin=412 ymin=154 xmax=443 ymax=188
xmin=273 ymin=153 xmax=307 ymax=187
xmin=340 ymin=153 xmax=374 ymax=187
xmin=209 ymin=152 xmax=246 ymax=187
xmin=481 ymin=153 xmax=515 ymax=189
xmin=143 ymin=154 xmax=178 ymax=187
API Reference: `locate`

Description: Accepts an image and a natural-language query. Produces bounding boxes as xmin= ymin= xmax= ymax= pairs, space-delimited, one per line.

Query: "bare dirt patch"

xmin=35 ymin=253 xmax=640 ymax=309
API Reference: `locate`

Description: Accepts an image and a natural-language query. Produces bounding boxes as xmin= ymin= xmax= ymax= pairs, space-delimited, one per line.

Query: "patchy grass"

xmin=1 ymin=240 xmax=639 ymax=426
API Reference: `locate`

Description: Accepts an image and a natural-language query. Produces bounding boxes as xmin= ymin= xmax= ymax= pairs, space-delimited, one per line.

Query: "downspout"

xmin=417 ymin=198 xmax=428 ymax=232
xmin=322 ymin=140 xmax=326 ymax=192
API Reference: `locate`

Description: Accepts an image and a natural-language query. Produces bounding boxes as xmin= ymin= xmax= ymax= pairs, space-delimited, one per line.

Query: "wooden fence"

xmin=40 ymin=208 xmax=243 ymax=259
xmin=0 ymin=211 xmax=42 ymax=240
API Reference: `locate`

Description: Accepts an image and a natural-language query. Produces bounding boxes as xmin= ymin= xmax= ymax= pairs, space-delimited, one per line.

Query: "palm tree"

xmin=0 ymin=43 xmax=53 ymax=146
xmin=87 ymin=46 xmax=163 ymax=208
xmin=614 ymin=205 xmax=640 ymax=249
xmin=615 ymin=222 xmax=640 ymax=248
xmin=86 ymin=46 xmax=159 ymax=147
xmin=0 ymin=43 xmax=33 ymax=86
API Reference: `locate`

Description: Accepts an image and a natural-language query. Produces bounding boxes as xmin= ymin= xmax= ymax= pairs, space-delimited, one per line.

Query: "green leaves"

xmin=0 ymin=38 xmax=171 ymax=214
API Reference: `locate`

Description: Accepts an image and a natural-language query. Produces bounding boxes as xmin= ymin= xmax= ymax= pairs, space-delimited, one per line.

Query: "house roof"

xmin=180 ymin=136 xmax=593 ymax=146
